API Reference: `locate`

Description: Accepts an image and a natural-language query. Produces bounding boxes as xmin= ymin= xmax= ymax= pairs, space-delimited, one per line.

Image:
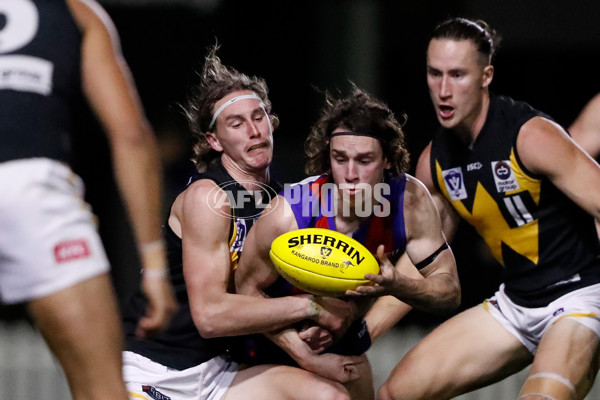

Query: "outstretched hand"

xmin=345 ymin=244 xmax=407 ymax=297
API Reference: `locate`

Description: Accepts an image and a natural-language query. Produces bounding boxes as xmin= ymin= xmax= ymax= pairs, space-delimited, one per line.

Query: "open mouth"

xmin=439 ymin=105 xmax=454 ymax=119
xmin=248 ymin=143 xmax=267 ymax=152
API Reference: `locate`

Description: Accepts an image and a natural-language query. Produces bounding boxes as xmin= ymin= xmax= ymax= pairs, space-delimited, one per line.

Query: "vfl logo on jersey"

xmin=442 ymin=167 xmax=467 ymax=200
xmin=492 ymin=161 xmax=519 ymax=193
xmin=230 ymin=219 xmax=247 ymax=252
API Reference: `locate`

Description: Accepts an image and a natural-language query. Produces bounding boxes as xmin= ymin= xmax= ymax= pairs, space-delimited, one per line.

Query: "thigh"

xmin=524 ymin=317 xmax=600 ymax=400
xmin=124 ymin=353 xmax=237 ymax=400
xmin=380 ymin=305 xmax=532 ymax=400
xmin=27 ymin=273 xmax=128 ymax=400
xmin=222 ymin=364 xmax=350 ymax=400
xmin=0 ymin=159 xmax=109 ymax=303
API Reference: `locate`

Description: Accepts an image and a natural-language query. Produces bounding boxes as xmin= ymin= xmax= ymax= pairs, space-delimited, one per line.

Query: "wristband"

xmin=142 ymin=268 xmax=167 ymax=279
xmin=307 ymin=298 xmax=323 ymax=319
xmin=140 ymin=239 xmax=165 ymax=254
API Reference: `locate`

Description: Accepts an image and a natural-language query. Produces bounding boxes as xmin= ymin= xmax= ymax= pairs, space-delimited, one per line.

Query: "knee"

xmin=378 ymin=380 xmax=414 ymax=400
xmin=377 ymin=377 xmax=433 ymax=400
xmin=377 ymin=382 xmax=395 ymax=400
xmin=313 ymin=382 xmax=351 ymax=400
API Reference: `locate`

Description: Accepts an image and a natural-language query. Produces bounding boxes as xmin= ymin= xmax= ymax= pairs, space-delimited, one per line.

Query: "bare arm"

xmin=361 ymin=144 xmax=461 ymax=340
xmin=397 ymin=174 xmax=461 ymax=311
xmin=234 ymin=197 xmax=363 ymax=383
xmin=234 ymin=196 xmax=357 ymax=337
xmin=569 ymin=94 xmax=600 ymax=159
xmin=178 ymin=188 xmax=333 ymax=338
xmin=68 ymin=0 xmax=175 ymax=337
xmin=352 ymin=177 xmax=460 ymax=308
xmin=569 ymin=96 xmax=600 ymax=236
xmin=518 ymin=116 xmax=600 ymax=220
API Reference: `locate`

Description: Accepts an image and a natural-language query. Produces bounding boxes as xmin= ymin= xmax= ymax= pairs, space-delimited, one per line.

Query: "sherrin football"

xmin=269 ymin=227 xmax=379 ymax=297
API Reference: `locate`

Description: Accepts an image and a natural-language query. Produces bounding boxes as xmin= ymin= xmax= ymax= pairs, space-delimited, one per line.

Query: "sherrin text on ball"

xmin=269 ymin=228 xmax=379 ymax=296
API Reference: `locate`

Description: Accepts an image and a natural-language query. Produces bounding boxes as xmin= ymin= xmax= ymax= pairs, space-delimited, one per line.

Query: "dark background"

xmin=3 ymin=0 xmax=600 ymax=325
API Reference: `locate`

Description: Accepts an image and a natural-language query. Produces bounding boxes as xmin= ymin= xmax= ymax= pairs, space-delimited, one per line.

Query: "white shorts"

xmin=123 ymin=351 xmax=238 ymax=400
xmin=484 ymin=283 xmax=600 ymax=354
xmin=0 ymin=158 xmax=110 ymax=303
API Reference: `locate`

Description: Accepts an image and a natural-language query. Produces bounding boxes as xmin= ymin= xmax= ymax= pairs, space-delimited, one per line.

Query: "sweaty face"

xmin=329 ymin=131 xmax=390 ymax=213
xmin=209 ymin=90 xmax=273 ymax=174
xmin=426 ymin=39 xmax=493 ymax=134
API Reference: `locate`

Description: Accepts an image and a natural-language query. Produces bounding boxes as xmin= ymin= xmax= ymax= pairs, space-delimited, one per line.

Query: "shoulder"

xmin=415 ymin=143 xmax=435 ymax=193
xmin=518 ymin=116 xmax=568 ymax=146
xmin=401 ymin=174 xmax=444 ymax=239
xmin=404 ymin=174 xmax=434 ymax=209
xmin=517 ymin=116 xmax=572 ymax=175
xmin=67 ymin=0 xmax=120 ymax=44
xmin=171 ymin=179 xmax=228 ymax=223
xmin=182 ymin=178 xmax=225 ymax=210
xmin=67 ymin=0 xmax=112 ymax=29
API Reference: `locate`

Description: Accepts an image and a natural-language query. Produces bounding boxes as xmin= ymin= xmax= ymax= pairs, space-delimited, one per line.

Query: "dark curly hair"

xmin=430 ymin=18 xmax=502 ymax=65
xmin=305 ymin=88 xmax=410 ymax=177
xmin=182 ymin=44 xmax=279 ymax=172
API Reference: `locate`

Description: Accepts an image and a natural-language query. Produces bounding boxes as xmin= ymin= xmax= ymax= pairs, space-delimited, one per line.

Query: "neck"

xmin=455 ymin=91 xmax=490 ymax=148
xmin=334 ymin=196 xmax=375 ymax=235
xmin=334 ymin=214 xmax=362 ymax=236
xmin=221 ymin=156 xmax=270 ymax=191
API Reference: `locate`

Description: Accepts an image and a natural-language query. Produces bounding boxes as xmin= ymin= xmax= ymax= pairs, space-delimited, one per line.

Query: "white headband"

xmin=209 ymin=94 xmax=265 ymax=129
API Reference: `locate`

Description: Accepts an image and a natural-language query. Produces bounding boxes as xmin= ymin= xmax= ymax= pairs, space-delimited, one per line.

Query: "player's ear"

xmin=382 ymin=148 xmax=392 ymax=170
xmin=205 ymin=132 xmax=223 ymax=152
xmin=384 ymin=157 xmax=392 ymax=171
xmin=482 ymin=65 xmax=494 ymax=88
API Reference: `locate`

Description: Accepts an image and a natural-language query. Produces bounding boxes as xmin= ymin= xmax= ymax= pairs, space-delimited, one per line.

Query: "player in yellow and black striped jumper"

xmin=375 ymin=18 xmax=600 ymax=400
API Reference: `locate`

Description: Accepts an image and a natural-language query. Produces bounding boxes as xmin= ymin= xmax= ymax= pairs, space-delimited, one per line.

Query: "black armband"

xmin=414 ymin=242 xmax=450 ymax=270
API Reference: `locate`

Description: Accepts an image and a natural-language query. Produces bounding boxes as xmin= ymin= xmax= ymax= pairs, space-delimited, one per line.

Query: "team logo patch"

xmin=54 ymin=239 xmax=90 ymax=263
xmin=492 ymin=161 xmax=519 ymax=193
xmin=230 ymin=218 xmax=247 ymax=252
xmin=142 ymin=385 xmax=171 ymax=400
xmin=442 ymin=167 xmax=467 ymax=200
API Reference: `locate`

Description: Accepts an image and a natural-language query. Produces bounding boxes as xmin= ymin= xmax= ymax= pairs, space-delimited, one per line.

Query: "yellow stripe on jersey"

xmin=505 ymin=150 xmax=541 ymax=203
xmin=129 ymin=392 xmax=149 ymax=400
xmin=435 ymin=149 xmax=541 ymax=266
xmin=483 ymin=299 xmax=491 ymax=312
xmin=229 ymin=216 xmax=240 ymax=271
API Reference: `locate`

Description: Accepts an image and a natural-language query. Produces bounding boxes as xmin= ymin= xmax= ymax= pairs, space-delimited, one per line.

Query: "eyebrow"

xmin=331 ymin=149 xmax=376 ymax=158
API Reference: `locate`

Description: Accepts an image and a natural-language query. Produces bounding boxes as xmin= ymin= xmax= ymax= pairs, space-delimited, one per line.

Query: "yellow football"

xmin=269 ymin=227 xmax=379 ymax=297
